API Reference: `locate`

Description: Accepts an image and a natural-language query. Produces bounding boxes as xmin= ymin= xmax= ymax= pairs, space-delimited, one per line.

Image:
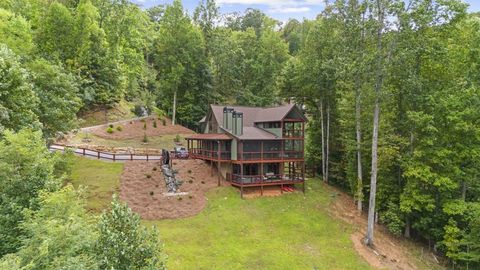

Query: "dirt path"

xmin=324 ymin=183 xmax=444 ymax=270
xmin=119 ymin=159 xmax=222 ymax=220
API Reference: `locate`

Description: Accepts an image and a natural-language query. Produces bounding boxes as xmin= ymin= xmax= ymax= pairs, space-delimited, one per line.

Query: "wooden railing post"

xmin=131 ymin=154 xmax=133 ymax=161
xmin=82 ymin=148 xmax=85 ymax=156
xmin=113 ymin=154 xmax=116 ymax=162
xmin=147 ymin=154 xmax=149 ymax=161
xmin=97 ymin=151 xmax=100 ymax=159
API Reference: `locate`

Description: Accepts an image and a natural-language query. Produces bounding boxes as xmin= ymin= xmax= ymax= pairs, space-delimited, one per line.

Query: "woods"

xmin=0 ymin=0 xmax=479 ymax=268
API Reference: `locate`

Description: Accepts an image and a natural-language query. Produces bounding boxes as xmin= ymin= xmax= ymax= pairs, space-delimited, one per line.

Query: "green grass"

xmin=144 ymin=180 xmax=372 ymax=270
xmin=68 ymin=156 xmax=124 ymax=212
xmin=69 ymin=133 xmax=189 ymax=150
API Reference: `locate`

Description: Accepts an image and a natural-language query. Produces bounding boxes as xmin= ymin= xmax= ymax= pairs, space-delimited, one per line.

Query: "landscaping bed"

xmin=90 ymin=116 xmax=194 ymax=140
xmin=119 ymin=159 xmax=221 ymax=220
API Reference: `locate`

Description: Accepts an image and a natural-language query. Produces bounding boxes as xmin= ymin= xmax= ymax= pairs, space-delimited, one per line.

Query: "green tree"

xmin=0 ymin=129 xmax=60 ymax=256
xmin=0 ymin=8 xmax=33 ymax=57
xmin=1 ymin=186 xmax=98 ymax=269
xmin=29 ymin=59 xmax=82 ymax=138
xmin=0 ymin=44 xmax=39 ymax=133
xmin=96 ymin=197 xmax=166 ymax=270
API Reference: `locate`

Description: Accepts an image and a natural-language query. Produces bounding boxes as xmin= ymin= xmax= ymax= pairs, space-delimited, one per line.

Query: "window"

xmin=264 ymin=122 xmax=280 ymax=128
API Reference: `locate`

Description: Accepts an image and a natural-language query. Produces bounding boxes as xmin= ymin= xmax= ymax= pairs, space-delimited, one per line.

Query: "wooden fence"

xmin=49 ymin=144 xmax=162 ymax=162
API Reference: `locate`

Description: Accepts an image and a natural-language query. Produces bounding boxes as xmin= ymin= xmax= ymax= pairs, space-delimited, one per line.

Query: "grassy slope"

xmin=68 ymin=156 xmax=124 ymax=212
xmin=79 ymin=100 xmax=135 ymax=128
xmin=145 ymin=180 xmax=372 ymax=270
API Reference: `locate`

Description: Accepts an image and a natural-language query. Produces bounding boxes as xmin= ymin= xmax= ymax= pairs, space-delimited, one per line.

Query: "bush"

xmin=109 ymin=124 xmax=114 ymax=128
xmin=145 ymin=174 xmax=151 ymax=179
xmin=132 ymin=104 xmax=147 ymax=117
xmin=162 ymin=118 xmax=166 ymax=126
xmin=187 ymin=169 xmax=192 ymax=174
xmin=142 ymin=133 xmax=148 ymax=143
xmin=116 ymin=126 xmax=122 ymax=131
xmin=107 ymin=127 xmax=114 ymax=134
xmin=150 ymin=191 xmax=154 ymax=196
xmin=153 ymin=121 xmax=157 ymax=128
xmin=152 ymin=167 xmax=157 ymax=171
xmin=177 ymin=197 xmax=182 ymax=201
xmin=188 ymin=179 xmax=193 ymax=184
xmin=174 ymin=134 xmax=180 ymax=142
xmin=143 ymin=122 xmax=147 ymax=130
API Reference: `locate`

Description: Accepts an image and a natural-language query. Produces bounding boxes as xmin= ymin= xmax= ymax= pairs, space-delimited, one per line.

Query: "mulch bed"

xmin=119 ymin=159 xmax=221 ymax=220
xmin=91 ymin=116 xmax=194 ymax=140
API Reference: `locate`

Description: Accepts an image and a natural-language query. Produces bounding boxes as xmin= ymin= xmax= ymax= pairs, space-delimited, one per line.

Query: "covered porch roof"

xmin=185 ymin=133 xmax=232 ymax=140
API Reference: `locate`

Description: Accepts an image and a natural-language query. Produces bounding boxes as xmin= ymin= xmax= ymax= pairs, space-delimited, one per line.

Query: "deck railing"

xmin=240 ymin=150 xmax=303 ymax=161
xmin=189 ymin=148 xmax=231 ymax=160
xmin=230 ymin=173 xmax=304 ymax=185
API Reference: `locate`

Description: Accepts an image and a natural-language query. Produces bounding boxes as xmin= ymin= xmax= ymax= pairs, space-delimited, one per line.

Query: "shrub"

xmin=174 ymin=134 xmax=180 ymax=142
xmin=142 ymin=133 xmax=148 ymax=143
xmin=188 ymin=179 xmax=193 ymax=184
xmin=152 ymin=167 xmax=157 ymax=171
xmin=116 ymin=126 xmax=122 ymax=131
xmin=106 ymin=127 xmax=114 ymax=134
xmin=187 ymin=169 xmax=192 ymax=174
xmin=143 ymin=122 xmax=147 ymax=130
xmin=188 ymin=195 xmax=193 ymax=199
xmin=177 ymin=197 xmax=182 ymax=201
xmin=150 ymin=191 xmax=154 ymax=196
xmin=145 ymin=174 xmax=151 ymax=179
xmin=109 ymin=124 xmax=114 ymax=128
xmin=201 ymin=181 xmax=205 ymax=184
xmin=162 ymin=118 xmax=166 ymax=126
xmin=153 ymin=121 xmax=157 ymax=128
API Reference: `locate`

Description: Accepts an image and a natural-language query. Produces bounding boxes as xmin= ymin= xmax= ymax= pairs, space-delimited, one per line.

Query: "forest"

xmin=0 ymin=0 xmax=479 ymax=269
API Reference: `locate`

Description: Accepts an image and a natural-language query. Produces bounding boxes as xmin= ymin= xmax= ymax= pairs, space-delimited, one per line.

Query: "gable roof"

xmin=209 ymin=103 xmax=305 ymax=127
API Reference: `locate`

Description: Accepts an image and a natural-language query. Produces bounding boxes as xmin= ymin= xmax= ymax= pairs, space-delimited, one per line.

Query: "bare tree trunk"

xmin=355 ymin=83 xmax=363 ymax=213
xmin=172 ymin=90 xmax=177 ymax=126
xmin=365 ymin=0 xmax=385 ymax=247
xmin=404 ymin=216 xmax=411 ymax=238
xmin=320 ymin=99 xmax=326 ymax=182
xmin=326 ymin=102 xmax=330 ymax=183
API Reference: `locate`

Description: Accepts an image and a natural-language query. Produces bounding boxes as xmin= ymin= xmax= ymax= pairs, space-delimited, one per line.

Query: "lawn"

xmin=68 ymin=156 xmax=124 ymax=212
xmin=145 ymin=180 xmax=372 ymax=270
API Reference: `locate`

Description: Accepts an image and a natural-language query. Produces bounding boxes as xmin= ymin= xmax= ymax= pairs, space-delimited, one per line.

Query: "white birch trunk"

xmin=355 ymin=85 xmax=363 ymax=213
xmin=172 ymin=90 xmax=177 ymax=126
xmin=365 ymin=0 xmax=385 ymax=246
xmin=326 ymin=102 xmax=330 ymax=183
xmin=320 ymin=99 xmax=326 ymax=182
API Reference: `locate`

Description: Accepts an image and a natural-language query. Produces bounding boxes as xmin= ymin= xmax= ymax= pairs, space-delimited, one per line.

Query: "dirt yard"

xmin=119 ymin=159 xmax=222 ymax=220
xmin=325 ymin=183 xmax=444 ymax=270
xmin=91 ymin=116 xmax=194 ymax=140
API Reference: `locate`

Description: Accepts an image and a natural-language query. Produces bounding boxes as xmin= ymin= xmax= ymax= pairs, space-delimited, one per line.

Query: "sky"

xmin=132 ymin=0 xmax=480 ymax=22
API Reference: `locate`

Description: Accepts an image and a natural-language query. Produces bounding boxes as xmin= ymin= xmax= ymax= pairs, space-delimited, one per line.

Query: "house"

xmin=185 ymin=104 xmax=307 ymax=198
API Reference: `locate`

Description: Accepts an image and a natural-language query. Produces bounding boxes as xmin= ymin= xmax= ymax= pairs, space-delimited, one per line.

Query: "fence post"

xmin=97 ymin=151 xmax=100 ymax=159
xmin=83 ymin=148 xmax=85 ymax=156
xmin=131 ymin=154 xmax=133 ymax=161
xmin=113 ymin=154 xmax=115 ymax=162
xmin=147 ymin=154 xmax=149 ymax=162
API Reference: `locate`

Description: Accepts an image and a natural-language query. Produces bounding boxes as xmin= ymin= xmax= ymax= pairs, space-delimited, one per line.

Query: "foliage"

xmin=106 ymin=127 xmax=114 ymax=134
xmin=96 ymin=196 xmax=166 ymax=270
xmin=0 ymin=45 xmax=40 ymax=133
xmin=0 ymin=129 xmax=60 ymax=256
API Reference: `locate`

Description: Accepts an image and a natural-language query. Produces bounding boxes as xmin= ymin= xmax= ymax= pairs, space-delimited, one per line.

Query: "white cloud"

xmin=269 ymin=6 xmax=310 ymax=13
xmin=217 ymin=0 xmax=322 ymax=14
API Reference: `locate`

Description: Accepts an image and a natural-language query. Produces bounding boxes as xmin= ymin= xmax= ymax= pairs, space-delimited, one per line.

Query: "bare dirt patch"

xmin=119 ymin=159 xmax=222 ymax=220
xmin=91 ymin=116 xmax=194 ymax=140
xmin=324 ymin=182 xmax=444 ymax=270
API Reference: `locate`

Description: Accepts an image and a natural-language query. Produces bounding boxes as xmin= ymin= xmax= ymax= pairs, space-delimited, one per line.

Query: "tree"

xmin=153 ymin=0 xmax=208 ymax=126
xmin=35 ymin=3 xmax=76 ymax=62
xmin=1 ymin=186 xmax=98 ymax=269
xmin=96 ymin=196 xmax=166 ymax=270
xmin=0 ymin=44 xmax=39 ymax=133
xmin=0 ymin=129 xmax=60 ymax=256
xmin=29 ymin=59 xmax=82 ymax=138
xmin=0 ymin=8 xmax=33 ymax=56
